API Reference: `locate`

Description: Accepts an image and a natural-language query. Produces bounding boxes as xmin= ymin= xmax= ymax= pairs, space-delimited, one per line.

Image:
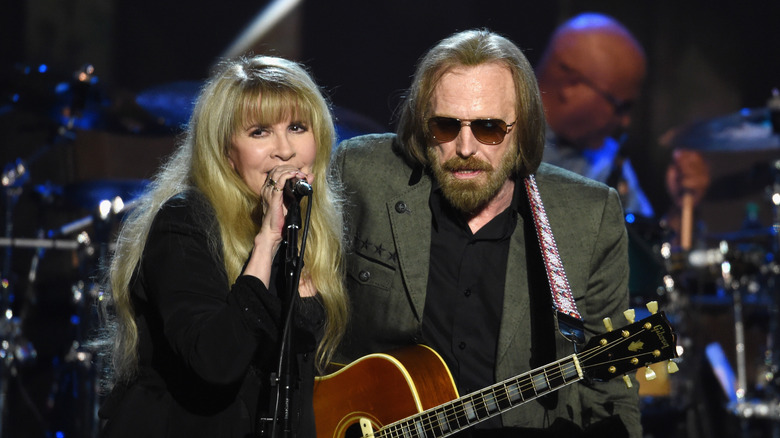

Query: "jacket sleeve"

xmin=576 ymin=187 xmax=643 ymax=437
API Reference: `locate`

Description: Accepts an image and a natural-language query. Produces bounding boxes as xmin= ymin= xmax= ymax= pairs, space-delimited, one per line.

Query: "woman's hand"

xmin=243 ymin=166 xmax=314 ymax=286
xmin=260 ymin=166 xmax=313 ymax=238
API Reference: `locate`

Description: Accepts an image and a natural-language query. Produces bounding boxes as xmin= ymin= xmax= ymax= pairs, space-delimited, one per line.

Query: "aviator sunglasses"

xmin=427 ymin=117 xmax=516 ymax=145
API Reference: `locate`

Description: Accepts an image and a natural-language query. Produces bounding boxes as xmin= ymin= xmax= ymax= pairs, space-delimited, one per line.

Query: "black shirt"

xmin=422 ymin=181 xmax=520 ymax=431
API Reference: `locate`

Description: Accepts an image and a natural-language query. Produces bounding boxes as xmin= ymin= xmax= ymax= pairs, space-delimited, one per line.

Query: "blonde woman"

xmin=97 ymin=55 xmax=348 ymax=437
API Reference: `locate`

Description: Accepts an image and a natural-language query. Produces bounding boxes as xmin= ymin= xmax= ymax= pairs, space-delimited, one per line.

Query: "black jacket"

xmin=99 ymin=190 xmax=324 ymax=437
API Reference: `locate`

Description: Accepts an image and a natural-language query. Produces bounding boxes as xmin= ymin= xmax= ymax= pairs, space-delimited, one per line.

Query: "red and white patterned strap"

xmin=524 ymin=175 xmax=582 ymax=321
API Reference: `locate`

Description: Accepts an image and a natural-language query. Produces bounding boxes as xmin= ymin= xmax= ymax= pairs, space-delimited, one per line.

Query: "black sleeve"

xmin=140 ymin=197 xmax=287 ymax=385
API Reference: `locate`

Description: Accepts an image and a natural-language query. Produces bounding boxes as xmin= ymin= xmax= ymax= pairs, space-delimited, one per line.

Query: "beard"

xmin=427 ymin=144 xmax=517 ymax=214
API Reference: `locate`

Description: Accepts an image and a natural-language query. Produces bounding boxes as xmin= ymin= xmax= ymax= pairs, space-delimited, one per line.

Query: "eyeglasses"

xmin=558 ymin=62 xmax=634 ymax=115
xmin=427 ymin=117 xmax=516 ymax=145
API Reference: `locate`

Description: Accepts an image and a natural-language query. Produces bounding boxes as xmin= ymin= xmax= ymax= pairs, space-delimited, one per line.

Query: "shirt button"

xmin=358 ymin=270 xmax=371 ymax=282
xmin=459 ymin=342 xmax=466 ymax=350
xmin=395 ymin=201 xmax=407 ymax=213
xmin=464 ymin=288 xmax=471 ymax=297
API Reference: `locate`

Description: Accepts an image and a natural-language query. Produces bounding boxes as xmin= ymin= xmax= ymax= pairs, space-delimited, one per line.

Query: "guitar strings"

xmin=374 ymin=324 xmax=661 ymax=437
xmin=378 ymin=329 xmax=651 ymax=437
xmin=376 ymin=356 xmax=578 ymax=438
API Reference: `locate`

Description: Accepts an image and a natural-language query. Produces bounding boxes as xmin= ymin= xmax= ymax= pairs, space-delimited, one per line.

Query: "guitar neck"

xmin=377 ymin=354 xmax=583 ymax=437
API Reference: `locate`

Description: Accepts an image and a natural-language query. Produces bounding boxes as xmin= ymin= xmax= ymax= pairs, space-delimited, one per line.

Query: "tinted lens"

xmin=428 ymin=117 xmax=510 ymax=145
xmin=428 ymin=117 xmax=462 ymax=143
xmin=470 ymin=119 xmax=508 ymax=144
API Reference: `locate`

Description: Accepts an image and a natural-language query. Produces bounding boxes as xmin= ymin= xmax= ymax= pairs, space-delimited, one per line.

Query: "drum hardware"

xmin=634 ymin=237 xmax=703 ymax=438
xmin=0 ymin=313 xmax=37 ymax=436
xmin=0 ymin=229 xmax=96 ymax=436
xmin=1 ymin=148 xmax=36 ymax=438
xmin=658 ymin=221 xmax=780 ymax=435
xmin=703 ymin=160 xmax=780 ymax=435
xmin=0 ymin=314 xmax=37 ymax=369
xmin=661 ymin=107 xmax=780 ymax=153
xmin=649 ymin=99 xmax=780 ymax=437
xmin=723 ymin=266 xmax=780 ymax=435
xmin=41 ymin=197 xmax=135 ymax=438
xmin=664 ymin=236 xmax=780 ymax=438
xmin=43 ymin=278 xmax=102 ymax=438
xmin=2 ymin=63 xmax=158 ymax=437
xmin=0 ymin=62 xmax=105 ymax=437
xmin=0 ymin=206 xmax=125 ymax=438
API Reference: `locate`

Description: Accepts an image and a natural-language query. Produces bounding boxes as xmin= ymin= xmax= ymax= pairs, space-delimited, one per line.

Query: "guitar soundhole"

xmin=344 ymin=423 xmax=363 ymax=438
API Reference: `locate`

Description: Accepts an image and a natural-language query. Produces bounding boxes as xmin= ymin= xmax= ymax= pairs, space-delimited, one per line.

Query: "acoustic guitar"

xmin=313 ymin=303 xmax=677 ymax=438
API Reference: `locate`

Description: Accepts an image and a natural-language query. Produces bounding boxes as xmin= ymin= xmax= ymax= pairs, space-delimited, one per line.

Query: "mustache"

xmin=441 ymin=156 xmax=493 ymax=172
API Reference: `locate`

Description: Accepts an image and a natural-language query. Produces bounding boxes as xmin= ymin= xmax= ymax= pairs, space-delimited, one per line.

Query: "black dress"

xmin=98 ymin=190 xmax=324 ymax=437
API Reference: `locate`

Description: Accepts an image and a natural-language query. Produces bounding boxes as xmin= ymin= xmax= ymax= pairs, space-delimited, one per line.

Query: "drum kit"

xmin=0 ymin=64 xmax=160 ymax=438
xmin=628 ymin=94 xmax=780 ymax=437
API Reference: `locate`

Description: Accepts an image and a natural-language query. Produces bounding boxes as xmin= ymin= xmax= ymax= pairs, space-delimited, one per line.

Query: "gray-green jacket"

xmin=331 ymin=133 xmax=642 ymax=436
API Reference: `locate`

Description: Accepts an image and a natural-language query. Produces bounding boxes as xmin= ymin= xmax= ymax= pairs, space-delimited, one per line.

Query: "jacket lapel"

xmin=386 ymin=179 xmax=433 ymax=321
xmin=496 ymin=213 xmax=531 ymax=374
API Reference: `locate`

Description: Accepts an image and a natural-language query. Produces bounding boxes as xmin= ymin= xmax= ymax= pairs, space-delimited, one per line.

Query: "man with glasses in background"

xmin=330 ymin=28 xmax=642 ymax=437
xmin=537 ymin=12 xmax=710 ymax=229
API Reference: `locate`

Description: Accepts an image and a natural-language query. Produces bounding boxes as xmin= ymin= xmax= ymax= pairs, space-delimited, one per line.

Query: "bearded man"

xmin=330 ymin=29 xmax=642 ymax=438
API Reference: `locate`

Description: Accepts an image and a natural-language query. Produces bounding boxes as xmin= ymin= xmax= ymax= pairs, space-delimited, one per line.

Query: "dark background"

xmin=2 ymin=1 xmax=780 ymax=437
xmin=3 ymin=0 xmax=780 ymax=226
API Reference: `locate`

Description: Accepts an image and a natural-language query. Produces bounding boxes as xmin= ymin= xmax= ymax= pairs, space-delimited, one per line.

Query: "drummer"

xmin=536 ymin=12 xmax=710 ymax=241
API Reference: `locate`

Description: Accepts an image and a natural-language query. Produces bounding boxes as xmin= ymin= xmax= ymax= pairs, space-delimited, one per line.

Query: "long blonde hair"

xmin=100 ymin=55 xmax=348 ymax=386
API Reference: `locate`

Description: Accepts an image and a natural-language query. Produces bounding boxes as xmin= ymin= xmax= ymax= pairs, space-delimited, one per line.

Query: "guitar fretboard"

xmin=377 ymin=354 xmax=582 ymax=438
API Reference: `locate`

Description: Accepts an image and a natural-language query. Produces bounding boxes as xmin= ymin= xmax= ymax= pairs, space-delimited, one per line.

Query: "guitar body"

xmin=313 ymin=310 xmax=678 ymax=438
xmin=313 ymin=345 xmax=458 ymax=438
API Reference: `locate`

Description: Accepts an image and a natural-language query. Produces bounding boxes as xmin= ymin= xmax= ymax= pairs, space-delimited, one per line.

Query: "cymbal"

xmin=707 ymin=226 xmax=777 ymax=242
xmin=705 ymin=162 xmax=775 ymax=200
xmin=135 ymin=80 xmax=387 ymax=140
xmin=662 ymin=107 xmax=780 ymax=152
xmin=135 ymin=80 xmax=201 ymax=128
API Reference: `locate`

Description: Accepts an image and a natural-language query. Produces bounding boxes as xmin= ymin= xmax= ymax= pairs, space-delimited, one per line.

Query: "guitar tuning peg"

xmin=667 ymin=360 xmax=679 ymax=374
xmin=644 ymin=366 xmax=657 ymax=381
xmin=623 ymin=309 xmax=635 ymax=324
xmin=622 ymin=375 xmax=633 ymax=388
xmin=603 ymin=317 xmax=613 ymax=332
xmin=646 ymin=301 xmax=659 ymax=315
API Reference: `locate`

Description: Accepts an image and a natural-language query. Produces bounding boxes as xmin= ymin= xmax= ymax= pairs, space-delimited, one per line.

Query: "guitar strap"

xmin=524 ymin=175 xmax=585 ymax=346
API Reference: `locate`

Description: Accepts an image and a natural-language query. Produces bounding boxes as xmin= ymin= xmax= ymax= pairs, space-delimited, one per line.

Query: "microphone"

xmin=284 ymin=178 xmax=312 ymax=198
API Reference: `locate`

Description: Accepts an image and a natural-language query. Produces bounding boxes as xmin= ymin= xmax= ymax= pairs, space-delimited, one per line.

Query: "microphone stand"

xmin=268 ymin=185 xmax=311 ymax=438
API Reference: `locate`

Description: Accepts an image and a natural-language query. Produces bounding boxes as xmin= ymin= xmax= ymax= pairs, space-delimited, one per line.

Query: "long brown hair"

xmin=395 ymin=29 xmax=546 ymax=177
